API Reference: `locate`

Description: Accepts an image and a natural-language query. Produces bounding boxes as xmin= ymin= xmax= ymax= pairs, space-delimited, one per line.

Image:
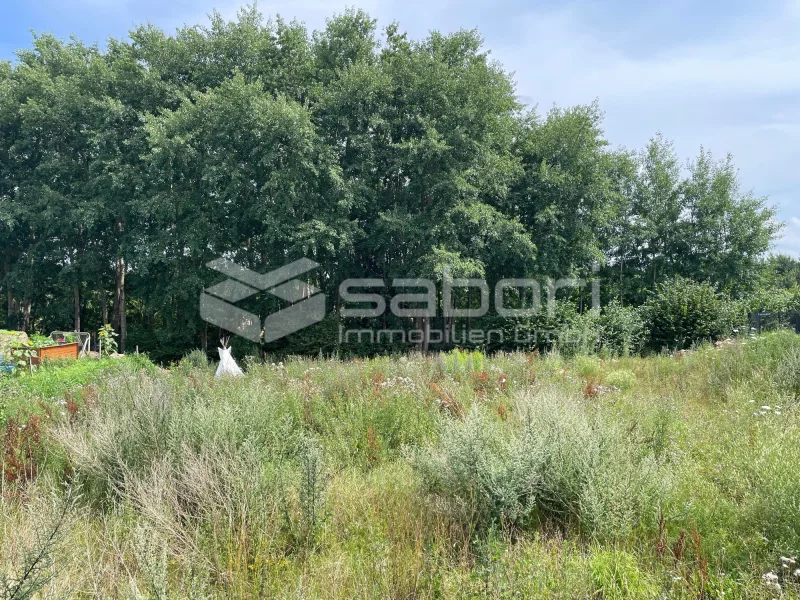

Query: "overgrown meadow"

xmin=2 ymin=332 xmax=800 ymax=598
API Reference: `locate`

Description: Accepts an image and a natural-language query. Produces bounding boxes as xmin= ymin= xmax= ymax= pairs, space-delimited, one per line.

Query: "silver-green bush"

xmin=413 ymin=387 xmax=672 ymax=539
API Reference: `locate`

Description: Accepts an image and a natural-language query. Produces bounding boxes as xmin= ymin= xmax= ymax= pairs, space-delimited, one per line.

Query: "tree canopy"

xmin=0 ymin=6 xmax=783 ymax=359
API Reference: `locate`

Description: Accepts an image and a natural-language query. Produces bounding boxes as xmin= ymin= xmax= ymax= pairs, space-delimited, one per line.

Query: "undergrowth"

xmin=0 ymin=333 xmax=799 ymax=598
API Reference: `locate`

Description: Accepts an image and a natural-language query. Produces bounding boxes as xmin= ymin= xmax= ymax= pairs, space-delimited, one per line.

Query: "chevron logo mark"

xmin=200 ymin=258 xmax=325 ymax=343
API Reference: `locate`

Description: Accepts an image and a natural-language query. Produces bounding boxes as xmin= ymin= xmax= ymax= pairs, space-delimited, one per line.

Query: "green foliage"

xmin=775 ymin=345 xmax=800 ymax=400
xmin=0 ymin=340 xmax=799 ymax=596
xmin=744 ymin=284 xmax=800 ymax=313
xmin=646 ymin=277 xmax=733 ymax=350
xmin=605 ymin=369 xmax=637 ymax=391
xmin=411 ymin=406 xmax=539 ymax=532
xmin=439 ymin=348 xmax=485 ymax=375
xmin=555 ymin=308 xmax=602 ymax=357
xmin=414 ymin=387 xmax=670 ymax=539
xmin=178 ymin=349 xmax=210 ymax=373
xmin=0 ymin=9 xmax=782 ymax=359
xmin=27 ymin=334 xmax=56 ymax=348
xmin=600 ymin=301 xmax=649 ymax=356
xmin=0 ymin=355 xmax=144 ymax=397
xmin=8 ymin=348 xmax=37 ymax=374
xmin=0 ymin=488 xmax=75 ymax=600
xmin=295 ymin=436 xmax=327 ymax=549
xmin=762 ymin=254 xmax=800 ymax=290
xmin=97 ymin=325 xmax=118 ymax=356
xmin=607 ymin=135 xmax=779 ymax=302
xmin=589 ymin=549 xmax=658 ymax=600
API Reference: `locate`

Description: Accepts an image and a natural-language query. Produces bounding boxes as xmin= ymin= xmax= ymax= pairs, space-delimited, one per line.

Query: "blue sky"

xmin=2 ymin=0 xmax=799 ymax=255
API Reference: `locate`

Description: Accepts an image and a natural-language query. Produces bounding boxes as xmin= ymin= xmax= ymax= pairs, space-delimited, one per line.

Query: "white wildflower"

xmin=762 ymin=572 xmax=780 ymax=593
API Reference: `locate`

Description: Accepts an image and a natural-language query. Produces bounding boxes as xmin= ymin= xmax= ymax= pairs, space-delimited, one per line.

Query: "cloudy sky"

xmin=2 ymin=0 xmax=798 ymax=255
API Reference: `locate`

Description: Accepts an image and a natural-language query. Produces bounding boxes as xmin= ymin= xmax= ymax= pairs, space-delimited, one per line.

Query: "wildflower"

xmin=760 ymin=405 xmax=771 ymax=411
xmin=762 ymin=571 xmax=781 ymax=593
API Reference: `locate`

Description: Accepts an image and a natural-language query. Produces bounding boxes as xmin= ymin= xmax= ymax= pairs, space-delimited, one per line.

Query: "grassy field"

xmin=2 ymin=334 xmax=800 ymax=598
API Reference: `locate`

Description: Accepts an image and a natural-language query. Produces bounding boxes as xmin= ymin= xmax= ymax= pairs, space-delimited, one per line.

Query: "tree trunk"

xmin=100 ymin=287 xmax=108 ymax=325
xmin=414 ymin=316 xmax=431 ymax=353
xmin=73 ymin=285 xmax=81 ymax=332
xmin=3 ymin=257 xmax=12 ymax=329
xmin=112 ymin=256 xmax=127 ymax=353
xmin=22 ymin=298 xmax=31 ymax=332
xmin=445 ymin=314 xmax=455 ymax=348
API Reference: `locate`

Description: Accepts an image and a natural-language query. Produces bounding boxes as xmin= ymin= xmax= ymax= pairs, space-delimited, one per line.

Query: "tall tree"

xmin=509 ymin=103 xmax=626 ymax=278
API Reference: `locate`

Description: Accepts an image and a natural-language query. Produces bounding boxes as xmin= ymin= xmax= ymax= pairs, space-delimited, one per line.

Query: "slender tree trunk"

xmin=445 ymin=314 xmax=455 ymax=348
xmin=3 ymin=256 xmax=12 ymax=329
xmin=112 ymin=256 xmax=127 ymax=353
xmin=100 ymin=287 xmax=108 ymax=325
xmin=414 ymin=316 xmax=431 ymax=353
xmin=22 ymin=299 xmax=31 ymax=332
xmin=111 ymin=215 xmax=127 ymax=353
xmin=73 ymin=285 xmax=81 ymax=332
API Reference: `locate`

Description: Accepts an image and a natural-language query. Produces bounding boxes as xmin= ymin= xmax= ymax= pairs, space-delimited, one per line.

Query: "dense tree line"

xmin=0 ymin=7 xmax=787 ymax=359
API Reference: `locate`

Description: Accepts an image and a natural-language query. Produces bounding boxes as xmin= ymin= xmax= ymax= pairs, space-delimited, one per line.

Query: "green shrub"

xmin=573 ymin=355 xmax=602 ymax=379
xmin=600 ymin=301 xmax=648 ymax=356
xmin=413 ymin=387 xmax=671 ymax=539
xmin=56 ymin=371 xmax=305 ymax=504
xmin=744 ymin=285 xmax=800 ymax=314
xmin=440 ymin=348 xmax=485 ymax=375
xmin=775 ymin=345 xmax=800 ymax=400
xmin=646 ymin=277 xmax=728 ymax=351
xmin=554 ymin=308 xmax=601 ymax=357
xmin=589 ymin=549 xmax=658 ymax=600
xmin=605 ymin=369 xmax=637 ymax=391
xmin=410 ymin=406 xmax=540 ymax=531
xmin=179 ymin=349 xmax=210 ymax=373
xmin=521 ymin=390 xmax=669 ymax=539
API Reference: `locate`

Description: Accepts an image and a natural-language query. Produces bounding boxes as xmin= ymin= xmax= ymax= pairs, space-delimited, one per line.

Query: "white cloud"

xmin=775 ymin=217 xmax=800 ymax=257
xmin=492 ymin=2 xmax=800 ymax=129
xmin=487 ymin=1 xmax=800 ymax=234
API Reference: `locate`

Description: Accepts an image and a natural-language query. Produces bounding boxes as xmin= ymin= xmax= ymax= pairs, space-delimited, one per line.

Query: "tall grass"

xmin=1 ymin=333 xmax=799 ymax=597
